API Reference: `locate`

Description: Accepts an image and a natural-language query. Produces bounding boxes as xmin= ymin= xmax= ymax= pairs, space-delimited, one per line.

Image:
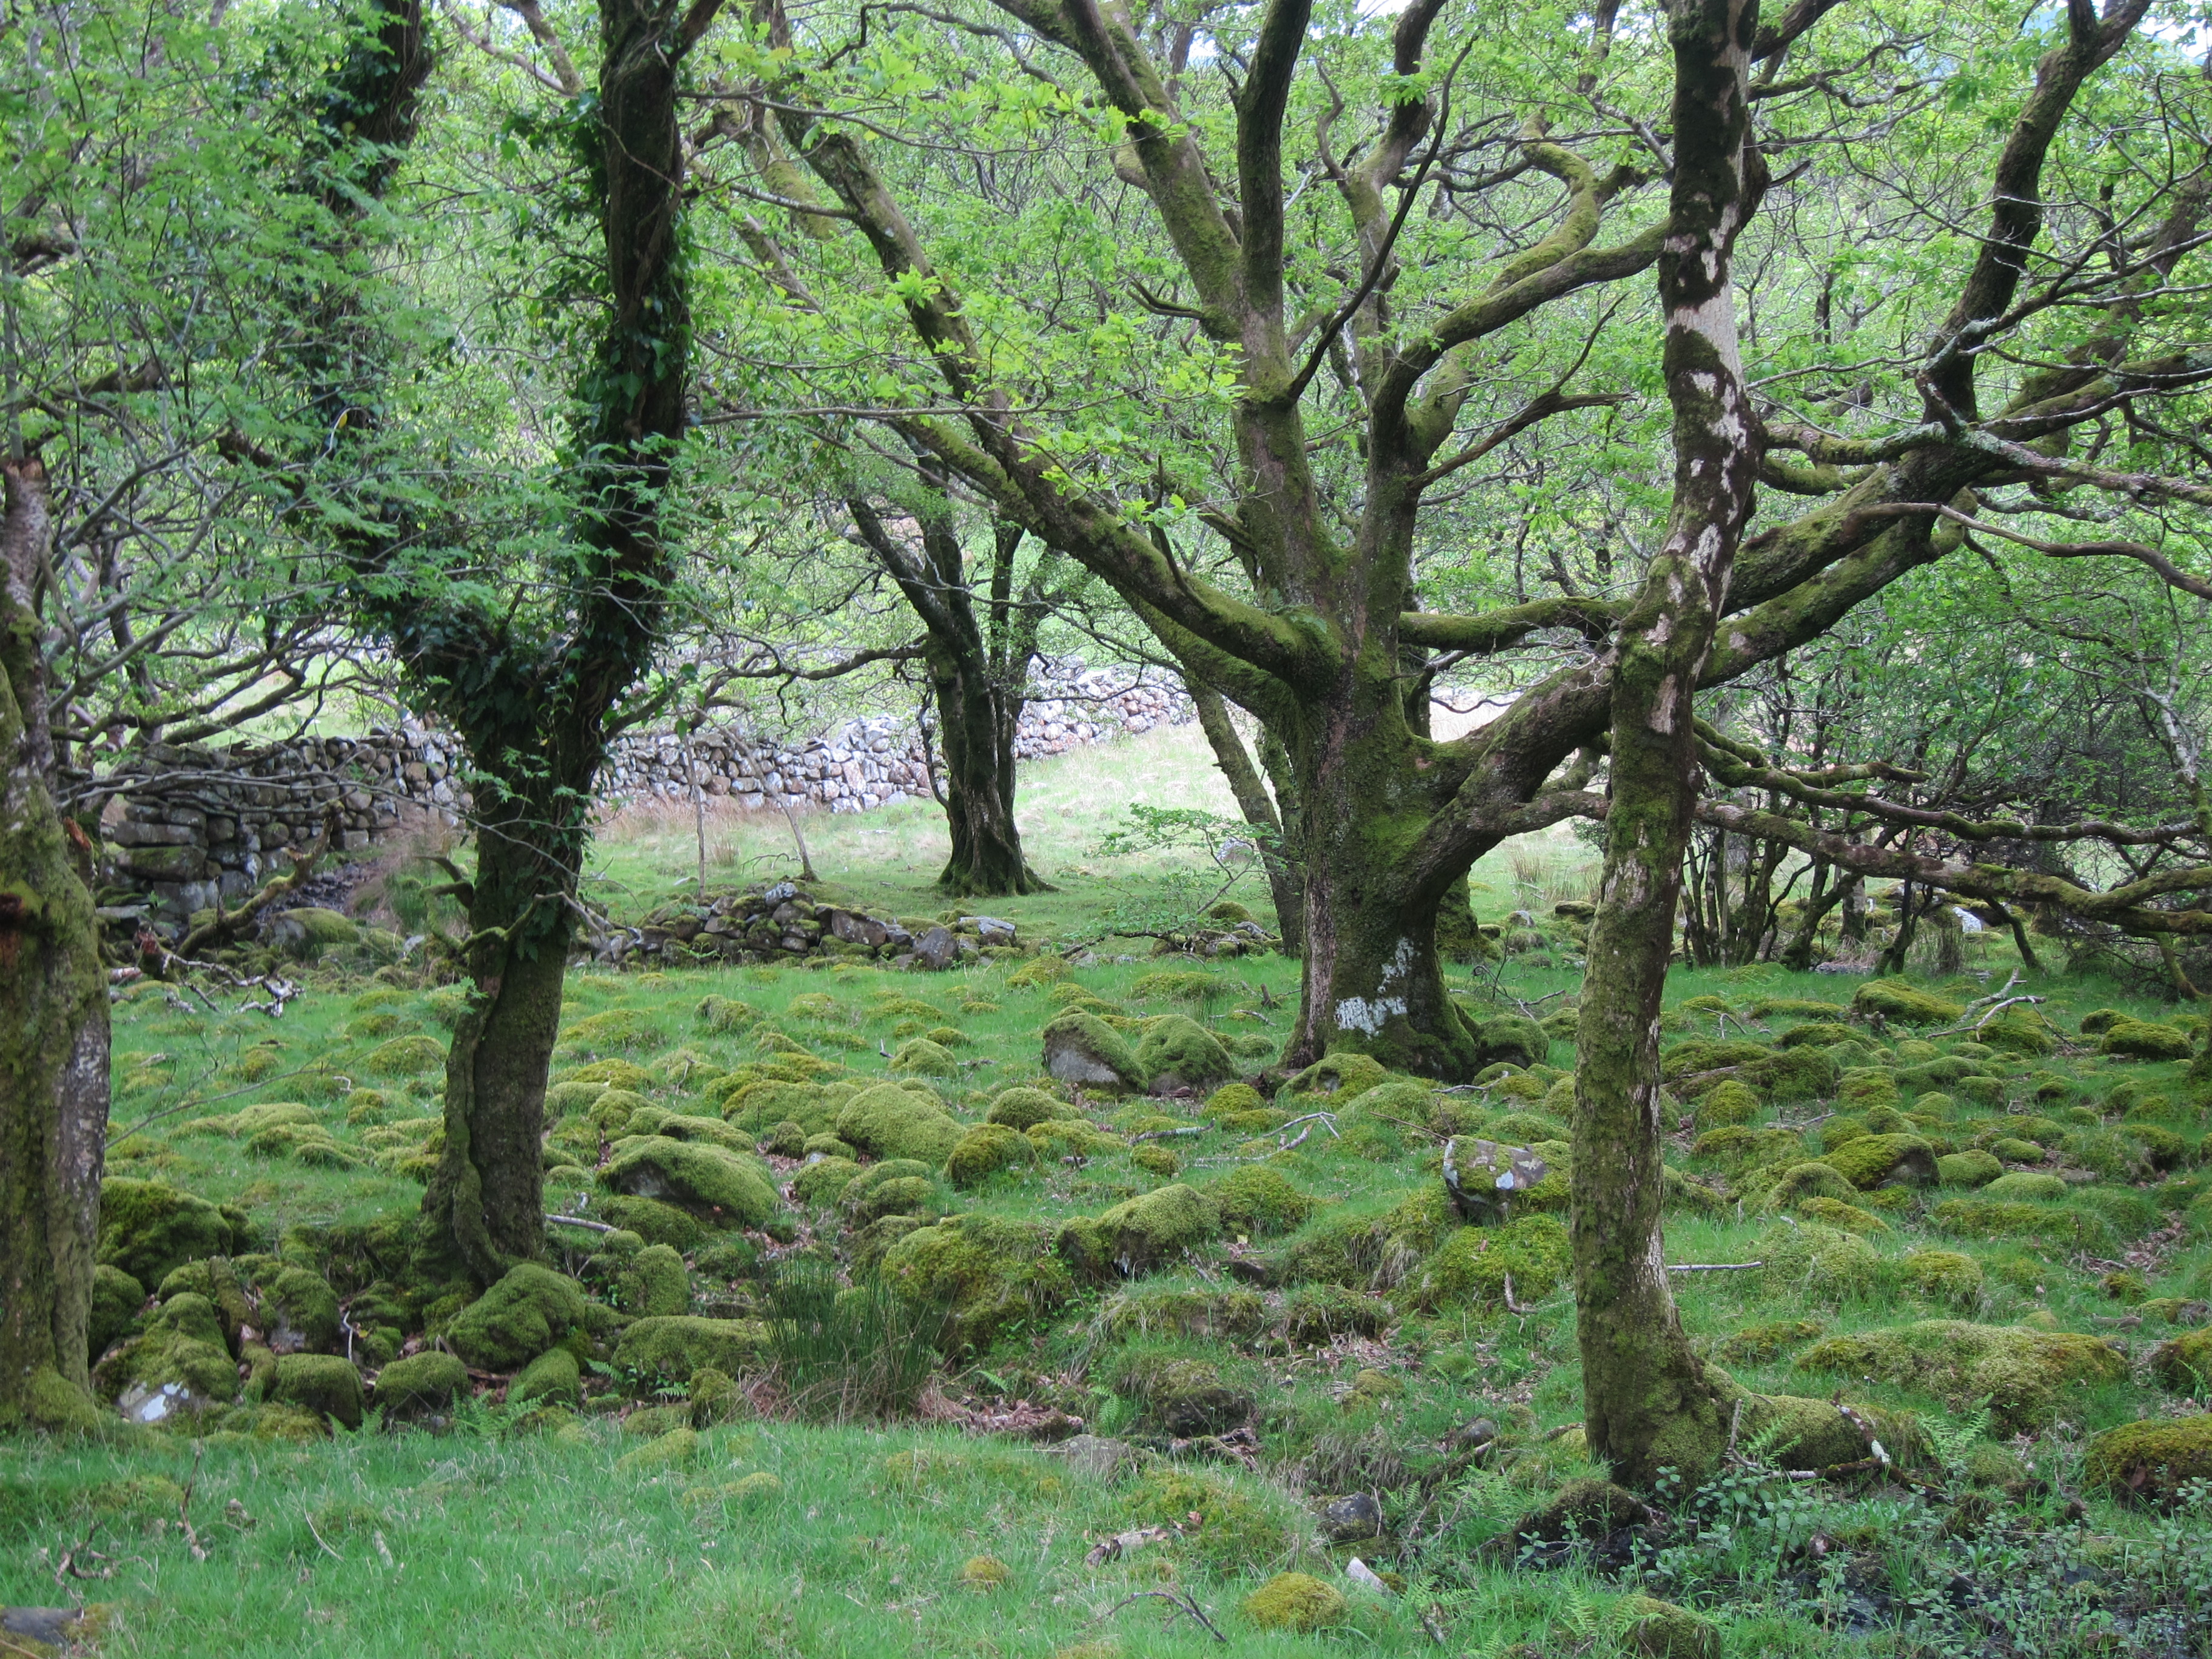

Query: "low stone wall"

xmin=93 ymin=659 xmax=1193 ymax=917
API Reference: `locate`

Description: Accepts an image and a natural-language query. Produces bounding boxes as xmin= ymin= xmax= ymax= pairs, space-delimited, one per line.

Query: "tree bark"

xmin=1573 ymin=0 xmax=1760 ymax=1491
xmin=0 ymin=454 xmax=110 ymax=1432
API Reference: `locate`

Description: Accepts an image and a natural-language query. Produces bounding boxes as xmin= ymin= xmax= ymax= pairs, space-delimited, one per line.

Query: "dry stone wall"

xmin=95 ymin=659 xmax=1191 ymax=917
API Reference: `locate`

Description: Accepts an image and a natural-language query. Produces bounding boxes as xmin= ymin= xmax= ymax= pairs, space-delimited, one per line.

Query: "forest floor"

xmin=5 ymin=727 xmax=2210 ymax=1659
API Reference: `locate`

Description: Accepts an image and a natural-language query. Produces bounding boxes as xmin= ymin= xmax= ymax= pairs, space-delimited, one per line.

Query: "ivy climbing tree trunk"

xmin=1572 ymin=0 xmax=1760 ymax=1490
xmin=0 ymin=453 xmax=109 ymax=1433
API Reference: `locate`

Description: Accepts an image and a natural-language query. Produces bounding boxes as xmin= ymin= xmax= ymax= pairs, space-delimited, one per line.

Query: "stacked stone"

xmin=610 ymin=880 xmax=1017 ymax=968
xmin=94 ymin=726 xmax=467 ymax=919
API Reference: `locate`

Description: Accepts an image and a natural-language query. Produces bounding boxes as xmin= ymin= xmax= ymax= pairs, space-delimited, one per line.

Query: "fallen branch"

xmin=1926 ymin=991 xmax=2047 ymax=1040
xmin=546 ymin=1214 xmax=617 ymax=1233
xmin=1094 ymin=1589 xmax=1228 ymax=1644
xmin=1666 ymin=1261 xmax=1765 ymax=1272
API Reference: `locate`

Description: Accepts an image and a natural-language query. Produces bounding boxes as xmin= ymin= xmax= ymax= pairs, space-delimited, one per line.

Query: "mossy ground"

xmin=30 ymin=736 xmax=2212 ymax=1654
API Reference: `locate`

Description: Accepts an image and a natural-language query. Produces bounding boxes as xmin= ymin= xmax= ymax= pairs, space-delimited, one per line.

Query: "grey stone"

xmin=913 ymin=926 xmax=958 ymax=970
xmin=1442 ymin=1138 xmax=1549 ymax=1226
xmin=1319 ymin=1492 xmax=1383 ymax=1543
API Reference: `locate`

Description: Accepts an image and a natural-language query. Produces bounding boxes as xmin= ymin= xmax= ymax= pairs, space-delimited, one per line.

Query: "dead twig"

xmin=1666 ymin=1261 xmax=1765 ymax=1272
xmin=178 ymin=1441 xmax=209 ymax=1561
xmin=1095 ymin=1589 xmax=1228 ymax=1644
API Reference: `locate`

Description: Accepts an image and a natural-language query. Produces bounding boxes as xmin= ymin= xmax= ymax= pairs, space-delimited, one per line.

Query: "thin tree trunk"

xmin=1184 ymin=675 xmax=1304 ymax=954
xmin=0 ymin=453 xmax=110 ymax=1432
xmin=1574 ymin=0 xmax=1759 ymax=1491
xmin=1780 ymin=857 xmax=1848 ymax=970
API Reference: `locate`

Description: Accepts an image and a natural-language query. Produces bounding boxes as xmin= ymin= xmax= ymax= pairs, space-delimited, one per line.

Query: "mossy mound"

xmin=565 ymin=1058 xmax=654 ymax=1091
xmin=1124 ymin=1467 xmax=1285 ymax=1574
xmin=1131 ymin=970 xmax=1221 ymax=1003
xmin=721 ymin=1078 xmax=853 ymax=1137
xmin=444 ymin=1264 xmax=591 ymax=1372
xmin=1717 ymin=1319 xmax=1826 ymax=1366
xmin=1059 ymin=1184 xmax=1222 ymax=1279
xmin=879 ymin=1214 xmax=1070 ymax=1350
xmin=1618 ymin=1595 xmax=1720 ymax=1659
xmin=1134 ymin=1014 xmax=1235 ymax=1091
xmin=96 ymin=1178 xmax=235 ymax=1289
xmin=1937 ymin=1149 xmax=2003 ymax=1188
xmin=2148 ymin=1326 xmax=2212 ymax=1393
xmin=512 ymin=1346 xmax=583 ymax=1407
xmin=1902 ymin=1250 xmax=1985 ymax=1309
xmin=697 ymin=994 xmax=763 ymax=1033
xmin=791 ymin=1156 xmax=864 ymax=1207
xmin=2084 ymin=1416 xmax=2212 ymax=1501
xmin=836 ymin=1082 xmax=965 ymax=1164
xmin=2100 ymin=1019 xmax=2194 ymax=1062
xmin=615 ymin=1424 xmax=699 ymax=1473
xmin=1758 ymin=1222 xmax=1881 ymax=1303
xmin=890 ymin=1037 xmax=959 ymax=1078
xmin=1202 ymin=1081 xmax=1267 ymax=1119
xmin=558 ymin=1008 xmax=663 ymax=1054
xmin=945 ymin=1124 xmax=1037 ymax=1187
xmin=1241 ymin=1572 xmax=1344 ymax=1633
xmin=372 ymin=1351 xmax=467 ymax=1415
xmin=1763 ymin=1162 xmax=1858 ymax=1210
xmin=1696 ymin=1078 xmax=1762 ymax=1128
xmin=602 ymin=1137 xmax=779 ymax=1228
xmin=1213 ymin=1166 xmax=1315 ymax=1237
xmin=1039 ymin=1012 xmax=1147 ymax=1092
xmin=92 ymin=1292 xmax=239 ymax=1407
xmin=272 ymin=1354 xmax=364 ymax=1429
xmin=612 ymin=1315 xmax=769 ymax=1385
xmin=984 ymin=1086 xmax=1078 ymax=1131
xmin=1851 ymin=978 xmax=1964 ymax=1025
xmin=87 ymin=1265 xmax=146 ymax=1360
xmin=1281 ymin=1051 xmax=1391 ymax=1101
xmin=1824 ymin=1132 xmax=1937 ymax=1190
xmin=1980 ymin=1171 xmax=2068 ymax=1201
xmin=1930 ymin=1198 xmax=2105 ymax=1248
xmin=1113 ymin=1353 xmax=1255 ymax=1435
xmin=361 ymin=1034 xmax=447 ymax=1076
xmin=1795 ymin=1319 xmax=2125 ymax=1431
xmin=1407 ymin=1214 xmax=1567 ymax=1309
xmin=1473 ymin=1014 xmax=1550 ymax=1071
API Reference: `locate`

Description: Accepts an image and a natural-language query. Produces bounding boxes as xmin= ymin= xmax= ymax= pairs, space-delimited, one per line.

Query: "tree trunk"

xmin=1573 ymin=0 xmax=1759 ymax=1492
xmin=1184 ymin=675 xmax=1304 ymax=954
xmin=420 ymin=800 xmax=574 ymax=1281
xmin=1780 ymin=857 xmax=1848 ymax=969
xmin=933 ymin=646 xmax=1044 ymax=896
xmin=0 ymin=454 xmax=110 ymax=1432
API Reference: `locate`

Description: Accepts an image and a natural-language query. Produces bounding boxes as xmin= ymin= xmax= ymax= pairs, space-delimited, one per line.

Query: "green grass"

xmin=31 ymin=722 xmax=2212 ymax=1655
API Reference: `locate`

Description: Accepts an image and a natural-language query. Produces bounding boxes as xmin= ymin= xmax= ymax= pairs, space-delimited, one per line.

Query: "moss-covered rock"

xmin=589 ymin=1239 xmax=689 ymax=1319
xmin=945 ymin=1124 xmax=1037 ymax=1187
xmin=2084 ymin=1416 xmax=2212 ymax=1501
xmin=92 ymin=1291 xmax=240 ymax=1407
xmin=1061 ymin=1184 xmax=1222 ymax=1279
xmin=1040 ymin=1012 xmax=1147 ymax=1092
xmin=374 ymin=1351 xmax=468 ymax=1415
xmin=1281 ymin=1051 xmax=1392 ymax=1101
xmin=613 ymin=1315 xmax=768 ymax=1385
xmin=1765 ymin=1162 xmax=1858 ymax=1210
xmin=1134 ymin=1014 xmax=1235 ymax=1091
xmin=272 ymin=1353 xmax=364 ymax=1429
xmin=444 ymin=1264 xmax=591 ymax=1372
xmin=1241 ymin=1572 xmax=1345 ymax=1632
xmin=1695 ymin=1078 xmax=1762 ymax=1128
xmin=1936 ymin=1149 xmax=2002 ymax=1188
xmin=602 ymin=1137 xmax=779 ymax=1228
xmin=836 ymin=1082 xmax=967 ymax=1164
xmin=1407 ymin=1214 xmax=1568 ymax=1309
xmin=615 ymin=1423 xmax=699 ymax=1473
xmin=2148 ymin=1326 xmax=2212 ymax=1393
xmin=792 ymin=1156 xmax=864 ymax=1207
xmin=1123 ymin=1467 xmax=1285 ymax=1574
xmin=1213 ymin=1166 xmax=1315 ymax=1237
xmin=1758 ymin=1223 xmax=1880 ymax=1303
xmin=1852 ymin=979 xmax=1964 ymax=1025
xmin=1981 ymin=1171 xmax=2068 ymax=1201
xmin=1795 ymin=1319 xmax=2125 ymax=1431
xmin=1823 ymin=1133 xmax=1937 ymax=1190
xmin=1717 ymin=1319 xmax=1826 ymax=1366
xmin=879 ymin=1214 xmax=1070 ymax=1350
xmin=1931 ymin=1197 xmax=2103 ymax=1248
xmin=512 ymin=1346 xmax=583 ymax=1407
xmin=984 ymin=1086 xmax=1078 ymax=1130
xmin=96 ymin=1178 xmax=234 ymax=1289
xmin=1114 ymin=1353 xmax=1255 ymax=1435
xmin=1618 ymin=1595 xmax=1720 ymax=1659
xmin=2100 ymin=1019 xmax=2194 ymax=1061
xmin=361 ymin=1033 xmax=447 ymax=1077
xmin=890 ymin=1037 xmax=959 ymax=1078
xmin=1475 ymin=1014 xmax=1550 ymax=1071
xmin=87 ymin=1264 xmax=146 ymax=1361
xmin=1902 ymin=1250 xmax=1985 ymax=1309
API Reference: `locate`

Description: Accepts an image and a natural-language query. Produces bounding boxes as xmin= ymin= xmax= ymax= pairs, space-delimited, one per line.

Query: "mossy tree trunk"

xmin=848 ymin=501 xmax=1059 ymax=897
xmin=1572 ymin=0 xmax=1760 ymax=1491
xmin=1184 ymin=675 xmax=1305 ymax=956
xmin=0 ymin=453 xmax=110 ymax=1431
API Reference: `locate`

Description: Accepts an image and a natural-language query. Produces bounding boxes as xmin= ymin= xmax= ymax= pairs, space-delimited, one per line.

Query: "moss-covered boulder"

xmin=613 ymin=1315 xmax=768 ymax=1385
xmin=361 ymin=1033 xmax=447 ymax=1077
xmin=791 ymin=1156 xmax=863 ymax=1207
xmin=1114 ymin=1353 xmax=1255 ymax=1435
xmin=87 ymin=1264 xmax=146 ymax=1361
xmin=589 ymin=1239 xmax=689 ymax=1319
xmin=1474 ymin=1014 xmax=1550 ymax=1071
xmin=444 ymin=1264 xmax=591 ymax=1372
xmin=615 ymin=1424 xmax=699 ymax=1473
xmin=1902 ymin=1250 xmax=1985 ymax=1309
xmin=601 ymin=1137 xmax=779 ymax=1228
xmin=984 ymin=1086 xmax=1078 ymax=1131
xmin=1765 ymin=1162 xmax=1858 ymax=1210
xmin=1851 ymin=978 xmax=1964 ymax=1025
xmin=2148 ymin=1326 xmax=2212 ymax=1393
xmin=1618 ymin=1596 xmax=1720 ymax=1659
xmin=1407 ymin=1214 xmax=1567 ymax=1309
xmin=92 ymin=1292 xmax=240 ymax=1407
xmin=1213 ymin=1166 xmax=1315 ymax=1237
xmin=890 ymin=1037 xmax=959 ymax=1078
xmin=835 ymin=1082 xmax=966 ymax=1164
xmin=1980 ymin=1171 xmax=2068 ymax=1201
xmin=1795 ymin=1319 xmax=2125 ymax=1431
xmin=1281 ymin=1051 xmax=1391 ymax=1102
xmin=1695 ymin=1078 xmax=1762 ymax=1128
xmin=1936 ymin=1149 xmax=2002 ymax=1188
xmin=272 ymin=1353 xmax=364 ymax=1429
xmin=1242 ymin=1573 xmax=1346 ymax=1634
xmin=879 ymin=1213 xmax=1070 ymax=1350
xmin=2085 ymin=1416 xmax=2212 ymax=1501
xmin=1060 ymin=1184 xmax=1222 ymax=1279
xmin=945 ymin=1124 xmax=1036 ymax=1188
xmin=1039 ymin=1012 xmax=1147 ymax=1092
xmin=2099 ymin=1019 xmax=2194 ymax=1061
xmin=512 ymin=1346 xmax=582 ymax=1407
xmin=1134 ymin=1015 xmax=1235 ymax=1092
xmin=96 ymin=1178 xmax=234 ymax=1290
xmin=374 ymin=1351 xmax=468 ymax=1415
xmin=1758 ymin=1222 xmax=1881 ymax=1303
xmin=1823 ymin=1133 xmax=1937 ymax=1190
